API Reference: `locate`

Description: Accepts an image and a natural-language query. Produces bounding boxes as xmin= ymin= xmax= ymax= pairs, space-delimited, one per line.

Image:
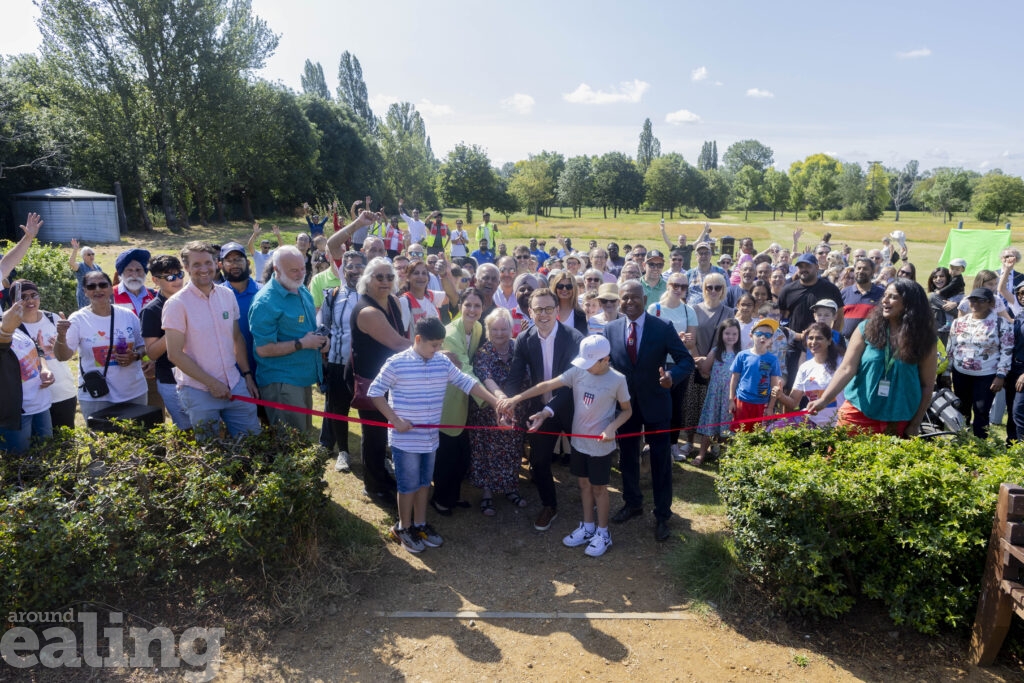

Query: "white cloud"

xmin=416 ymin=99 xmax=453 ymax=117
xmin=665 ymin=109 xmax=702 ymax=125
xmin=746 ymin=88 xmax=775 ymax=99
xmin=691 ymin=66 xmax=708 ymax=82
xmin=979 ymin=160 xmax=991 ymax=168
xmin=714 ymin=81 xmax=724 ymax=87
xmin=896 ymin=47 xmax=931 ymax=59
xmin=500 ymin=93 xmax=535 ymax=115
xmin=367 ymin=94 xmax=452 ymax=118
xmin=563 ymin=79 xmax=649 ymax=104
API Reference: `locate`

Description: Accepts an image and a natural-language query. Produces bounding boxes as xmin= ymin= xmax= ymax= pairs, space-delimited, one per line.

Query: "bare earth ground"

xmin=214 ymin=456 xmax=1023 ymax=683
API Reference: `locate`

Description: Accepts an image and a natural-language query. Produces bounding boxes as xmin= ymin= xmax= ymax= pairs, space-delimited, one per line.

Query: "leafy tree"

xmin=377 ymin=102 xmax=436 ymax=209
xmin=788 ymin=163 xmax=807 ymax=221
xmin=697 ymin=140 xmax=718 ymax=171
xmin=435 ymin=142 xmax=498 ymax=221
xmin=762 ymin=167 xmax=791 ymax=220
xmin=38 ymin=0 xmax=279 ymax=233
xmin=529 ymin=150 xmax=565 ymax=215
xmin=732 ymin=165 xmax=763 ymax=220
xmin=300 ymin=95 xmax=379 ymax=207
xmin=687 ymin=168 xmax=730 ymax=219
xmin=916 ymin=167 xmax=974 ymax=223
xmin=644 ymin=153 xmax=686 ymax=218
xmin=864 ymin=162 xmax=890 ymax=220
xmin=301 ymin=59 xmax=331 ymax=100
xmin=838 ymin=162 xmax=866 ymax=208
xmin=972 ymin=171 xmax=1024 ymax=224
xmin=509 ymin=157 xmax=556 ymax=219
xmin=636 ymin=118 xmax=661 ymax=175
xmin=592 ymin=152 xmax=643 ymax=218
xmin=557 ymin=155 xmax=593 ymax=218
xmin=490 ymin=177 xmax=520 ymax=222
xmin=888 ymin=160 xmax=918 ymax=222
xmin=791 ymin=154 xmax=841 ymax=221
xmin=337 ymin=51 xmax=374 ymax=134
xmin=497 ymin=161 xmax=516 ymax=178
xmin=722 ymin=139 xmax=774 ymax=174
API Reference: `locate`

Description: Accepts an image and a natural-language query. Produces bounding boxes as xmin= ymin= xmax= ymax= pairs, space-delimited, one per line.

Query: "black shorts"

xmin=570 ymin=447 xmax=613 ymax=486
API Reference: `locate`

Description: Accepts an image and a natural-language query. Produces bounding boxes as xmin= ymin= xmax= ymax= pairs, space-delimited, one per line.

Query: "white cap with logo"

xmin=572 ymin=335 xmax=612 ymax=370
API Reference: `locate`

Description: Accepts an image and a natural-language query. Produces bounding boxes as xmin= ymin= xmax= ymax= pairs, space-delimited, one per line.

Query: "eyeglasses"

xmin=633 ymin=253 xmax=647 ymax=259
xmin=19 ymin=292 xmax=40 ymax=300
xmin=585 ymin=277 xmax=601 ymax=283
xmin=555 ymin=283 xmax=574 ymax=291
xmin=532 ymin=306 xmax=556 ymax=315
xmin=156 ymin=273 xmax=185 ymax=282
xmin=373 ymin=273 xmax=396 ymax=282
xmin=222 ymin=257 xmax=246 ymax=265
xmin=408 ymin=251 xmax=424 ymax=258
xmin=499 ymin=267 xmax=516 ymax=273
xmin=85 ymin=282 xmax=111 ymax=290
xmin=704 ymin=285 xmax=724 ymax=292
xmin=752 ymin=331 xmax=774 ymax=339
xmin=646 ymin=261 xmax=664 ymax=268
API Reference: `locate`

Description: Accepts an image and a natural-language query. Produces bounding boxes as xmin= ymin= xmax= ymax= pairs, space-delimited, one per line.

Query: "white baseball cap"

xmin=572 ymin=335 xmax=612 ymax=370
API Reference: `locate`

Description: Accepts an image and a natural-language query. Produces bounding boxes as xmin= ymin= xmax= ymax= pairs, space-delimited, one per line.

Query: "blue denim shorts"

xmin=390 ymin=446 xmax=435 ymax=494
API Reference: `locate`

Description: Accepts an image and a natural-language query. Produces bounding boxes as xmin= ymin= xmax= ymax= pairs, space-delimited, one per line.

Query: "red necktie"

xmin=628 ymin=321 xmax=638 ymax=364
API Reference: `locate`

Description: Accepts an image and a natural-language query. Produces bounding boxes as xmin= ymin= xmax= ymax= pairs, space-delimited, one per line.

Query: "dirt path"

xmin=215 ymin=461 xmax=1022 ymax=682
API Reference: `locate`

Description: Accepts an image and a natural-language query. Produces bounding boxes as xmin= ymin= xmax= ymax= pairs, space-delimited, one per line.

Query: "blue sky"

xmin=4 ymin=0 xmax=1022 ymax=175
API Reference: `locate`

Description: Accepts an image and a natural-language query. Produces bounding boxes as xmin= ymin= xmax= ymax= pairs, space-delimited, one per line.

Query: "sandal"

xmin=692 ymin=454 xmax=706 ymax=466
xmin=506 ymin=491 xmax=528 ymax=508
xmin=481 ymin=498 xmax=496 ymax=516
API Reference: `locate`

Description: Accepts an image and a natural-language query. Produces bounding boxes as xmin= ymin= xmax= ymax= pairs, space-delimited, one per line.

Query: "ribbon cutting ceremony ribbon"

xmin=231 ymin=394 xmax=810 ymax=441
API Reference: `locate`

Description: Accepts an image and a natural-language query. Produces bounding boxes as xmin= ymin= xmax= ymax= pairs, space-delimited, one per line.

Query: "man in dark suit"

xmin=604 ymin=280 xmax=694 ymax=541
xmin=505 ymin=287 xmax=584 ymax=531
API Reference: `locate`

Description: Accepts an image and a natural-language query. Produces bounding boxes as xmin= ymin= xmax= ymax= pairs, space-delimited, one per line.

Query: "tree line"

xmin=2 ymin=0 xmax=1023 ymax=237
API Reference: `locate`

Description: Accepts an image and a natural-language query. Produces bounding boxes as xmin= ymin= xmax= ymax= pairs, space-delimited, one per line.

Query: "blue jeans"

xmin=157 ymin=381 xmax=192 ymax=430
xmin=0 ymin=410 xmax=53 ymax=455
xmin=179 ymin=378 xmax=260 ymax=440
xmin=391 ymin=446 xmax=435 ymax=495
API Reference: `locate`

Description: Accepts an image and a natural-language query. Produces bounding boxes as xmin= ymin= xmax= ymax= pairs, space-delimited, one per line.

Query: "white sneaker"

xmin=679 ymin=442 xmax=692 ymax=456
xmin=563 ymin=523 xmax=595 ymax=548
xmin=334 ymin=451 xmax=351 ymax=473
xmin=585 ymin=531 xmax=612 ymax=557
xmin=671 ymin=444 xmax=686 ymax=462
xmin=385 ymin=458 xmax=395 ymax=476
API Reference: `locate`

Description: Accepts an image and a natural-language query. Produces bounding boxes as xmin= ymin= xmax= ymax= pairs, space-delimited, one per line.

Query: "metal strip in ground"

xmin=378 ymin=611 xmax=694 ymax=620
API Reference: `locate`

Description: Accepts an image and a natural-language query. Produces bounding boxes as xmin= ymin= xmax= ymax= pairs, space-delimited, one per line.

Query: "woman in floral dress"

xmin=468 ymin=308 xmax=528 ymax=515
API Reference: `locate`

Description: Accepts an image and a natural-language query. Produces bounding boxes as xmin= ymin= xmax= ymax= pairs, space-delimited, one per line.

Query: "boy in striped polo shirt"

xmin=368 ymin=317 xmax=503 ymax=553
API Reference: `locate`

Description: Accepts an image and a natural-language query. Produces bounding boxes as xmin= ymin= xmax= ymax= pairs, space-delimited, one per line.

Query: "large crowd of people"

xmin=2 ymin=204 xmax=1021 ymax=556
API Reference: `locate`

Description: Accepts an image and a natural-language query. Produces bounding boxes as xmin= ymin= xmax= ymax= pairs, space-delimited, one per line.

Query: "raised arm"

xmin=326 ymin=210 xmax=376 ymax=257
xmin=69 ymin=238 xmax=80 ymax=272
xmin=1 ymin=213 xmax=41 ymax=282
xmin=246 ymin=222 xmax=260 ymax=255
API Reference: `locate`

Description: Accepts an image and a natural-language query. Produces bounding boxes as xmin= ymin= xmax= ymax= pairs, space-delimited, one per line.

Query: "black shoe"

xmin=429 ymin=499 xmax=454 ymax=517
xmin=655 ymin=519 xmax=671 ymax=542
xmin=612 ymin=505 xmax=643 ymax=524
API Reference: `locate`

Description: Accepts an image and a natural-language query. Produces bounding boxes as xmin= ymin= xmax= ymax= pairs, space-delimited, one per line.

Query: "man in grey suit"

xmin=603 ymin=280 xmax=694 ymax=541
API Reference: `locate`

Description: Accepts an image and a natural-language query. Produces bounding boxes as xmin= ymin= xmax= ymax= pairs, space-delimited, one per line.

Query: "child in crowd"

xmin=729 ymin=318 xmax=782 ymax=432
xmin=502 ymin=335 xmax=632 ymax=557
xmin=771 ymin=322 xmax=845 ymax=427
xmin=735 ymin=293 xmax=757 ymax=348
xmin=368 ymin=318 xmax=503 ymax=554
xmin=694 ymin=318 xmax=742 ymax=465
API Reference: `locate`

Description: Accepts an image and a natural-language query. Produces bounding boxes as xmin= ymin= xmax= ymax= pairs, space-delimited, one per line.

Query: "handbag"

xmin=350 ymin=373 xmax=376 ymax=411
xmin=80 ymin=310 xmax=116 ymax=399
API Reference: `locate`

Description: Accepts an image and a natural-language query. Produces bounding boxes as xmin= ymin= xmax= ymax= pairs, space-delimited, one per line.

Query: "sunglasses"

xmin=704 ymin=285 xmax=724 ymax=292
xmin=646 ymin=262 xmax=664 ymax=268
xmin=898 ymin=270 xmax=912 ymax=277
xmin=19 ymin=291 xmax=40 ymax=300
xmin=585 ymin=277 xmax=601 ymax=283
xmin=516 ymin=255 xmax=531 ymax=260
xmin=156 ymin=273 xmax=186 ymax=282
xmin=555 ymin=283 xmax=574 ymax=291
xmin=532 ymin=306 xmax=556 ymax=315
xmin=670 ymin=283 xmax=688 ymax=289
xmin=85 ymin=282 xmax=111 ymax=290
xmin=752 ymin=331 xmax=773 ymax=339
xmin=373 ymin=273 xmax=396 ymax=282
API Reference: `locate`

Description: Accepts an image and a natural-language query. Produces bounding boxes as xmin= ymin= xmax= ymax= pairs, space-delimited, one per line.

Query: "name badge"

xmin=298 ymin=315 xmax=305 ymax=323
xmin=877 ymin=380 xmax=891 ymax=398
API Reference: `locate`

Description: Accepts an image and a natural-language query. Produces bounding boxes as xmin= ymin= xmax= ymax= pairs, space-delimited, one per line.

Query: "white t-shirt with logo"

xmin=792 ymin=357 xmax=845 ymax=426
xmin=65 ymin=306 xmax=147 ymax=403
xmin=9 ymin=329 xmax=52 ymax=416
xmin=20 ymin=313 xmax=77 ymax=403
xmin=558 ymin=365 xmax=631 ymax=457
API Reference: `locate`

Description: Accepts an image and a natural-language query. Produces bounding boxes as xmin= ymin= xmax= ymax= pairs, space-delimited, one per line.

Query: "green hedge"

xmin=0 ymin=425 xmax=329 ymax=612
xmin=0 ymin=240 xmax=77 ymax=315
xmin=717 ymin=427 xmax=1024 ymax=634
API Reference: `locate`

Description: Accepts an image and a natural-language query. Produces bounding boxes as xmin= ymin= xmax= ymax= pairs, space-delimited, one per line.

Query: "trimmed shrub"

xmin=0 ymin=424 xmax=330 ymax=612
xmin=717 ymin=426 xmax=1024 ymax=633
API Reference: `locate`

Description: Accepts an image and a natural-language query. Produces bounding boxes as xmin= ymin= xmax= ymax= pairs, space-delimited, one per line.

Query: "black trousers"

xmin=434 ymin=431 xmax=471 ymax=507
xmin=527 ymin=415 xmax=565 ymax=509
xmin=359 ymin=409 xmax=396 ymax=495
xmin=49 ymin=396 xmax=78 ymax=431
xmin=952 ymin=369 xmax=997 ymax=439
xmin=319 ymin=363 xmax=353 ymax=453
xmin=618 ymin=408 xmax=673 ymax=521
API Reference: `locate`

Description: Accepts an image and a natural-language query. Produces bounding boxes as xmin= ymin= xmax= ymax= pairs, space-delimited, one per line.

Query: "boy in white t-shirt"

xmin=502 ymin=335 xmax=632 ymax=557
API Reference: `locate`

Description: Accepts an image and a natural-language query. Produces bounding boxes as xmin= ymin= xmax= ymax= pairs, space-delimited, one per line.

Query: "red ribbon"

xmin=231 ymin=394 xmax=809 ymax=441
